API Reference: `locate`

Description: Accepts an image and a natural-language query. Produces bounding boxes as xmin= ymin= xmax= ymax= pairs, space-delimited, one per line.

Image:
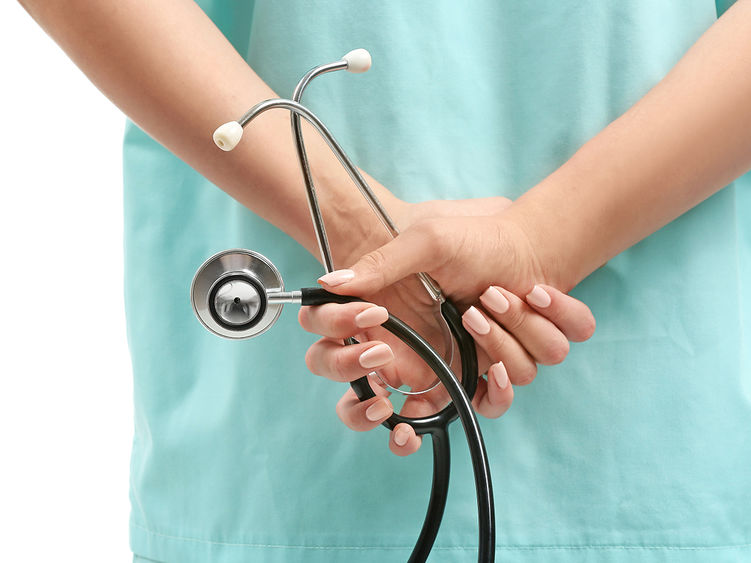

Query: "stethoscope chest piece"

xmin=191 ymin=249 xmax=285 ymax=339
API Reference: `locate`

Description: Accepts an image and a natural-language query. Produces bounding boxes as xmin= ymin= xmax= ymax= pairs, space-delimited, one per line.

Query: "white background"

xmin=1 ymin=3 xmax=132 ymax=561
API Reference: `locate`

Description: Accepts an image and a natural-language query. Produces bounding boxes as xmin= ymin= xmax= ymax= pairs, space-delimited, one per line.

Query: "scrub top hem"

xmin=131 ymin=522 xmax=751 ymax=563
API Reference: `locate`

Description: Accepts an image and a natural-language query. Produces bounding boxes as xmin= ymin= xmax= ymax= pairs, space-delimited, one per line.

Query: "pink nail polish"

xmin=480 ymin=286 xmax=510 ymax=314
xmin=366 ymin=400 xmax=391 ymax=422
xmin=526 ymin=285 xmax=551 ymax=308
xmin=489 ymin=361 xmax=509 ymax=390
xmin=354 ymin=306 xmax=389 ymax=329
xmin=317 ymin=269 xmax=355 ymax=287
xmin=359 ymin=343 xmax=394 ymax=369
xmin=393 ymin=426 xmax=411 ymax=446
xmin=463 ymin=306 xmax=490 ymax=335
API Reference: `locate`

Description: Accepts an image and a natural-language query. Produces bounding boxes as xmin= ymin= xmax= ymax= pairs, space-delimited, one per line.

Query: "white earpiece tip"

xmin=213 ymin=121 xmax=243 ymax=151
xmin=342 ymin=48 xmax=372 ymax=73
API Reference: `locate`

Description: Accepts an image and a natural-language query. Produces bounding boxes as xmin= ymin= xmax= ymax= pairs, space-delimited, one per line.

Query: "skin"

xmin=18 ymin=1 xmax=596 ymax=451
xmin=308 ymin=0 xmax=751 ymax=454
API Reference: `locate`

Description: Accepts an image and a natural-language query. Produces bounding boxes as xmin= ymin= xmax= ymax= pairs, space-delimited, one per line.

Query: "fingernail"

xmin=354 ymin=306 xmax=389 ymax=329
xmin=480 ymin=286 xmax=510 ymax=314
xmin=489 ymin=361 xmax=509 ymax=390
xmin=463 ymin=306 xmax=490 ymax=335
xmin=393 ymin=426 xmax=411 ymax=446
xmin=526 ymin=285 xmax=551 ymax=308
xmin=366 ymin=400 xmax=391 ymax=422
xmin=317 ymin=269 xmax=355 ymax=287
xmin=359 ymin=343 xmax=394 ymax=369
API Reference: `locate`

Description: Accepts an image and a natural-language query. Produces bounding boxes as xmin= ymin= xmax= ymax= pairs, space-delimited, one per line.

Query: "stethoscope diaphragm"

xmin=191 ymin=249 xmax=285 ymax=339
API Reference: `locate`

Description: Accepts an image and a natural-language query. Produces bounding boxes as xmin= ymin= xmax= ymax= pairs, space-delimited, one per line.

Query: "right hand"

xmin=299 ymin=198 xmax=595 ymax=455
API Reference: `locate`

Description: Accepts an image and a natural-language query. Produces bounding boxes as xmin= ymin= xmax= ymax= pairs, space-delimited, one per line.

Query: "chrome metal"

xmin=191 ymin=249 xmax=285 ymax=339
xmin=289 ymin=62 xmax=445 ymax=303
xmin=238 ymin=99 xmax=400 ymax=239
xmin=372 ymin=371 xmax=443 ymax=396
xmin=268 ymin=290 xmax=302 ymax=305
xmin=228 ymin=68 xmax=452 ymax=394
xmin=291 ymin=60 xmax=348 ymax=273
xmin=213 ymin=278 xmax=263 ymax=326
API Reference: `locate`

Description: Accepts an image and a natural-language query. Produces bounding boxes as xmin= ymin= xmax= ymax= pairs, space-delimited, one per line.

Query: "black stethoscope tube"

xmin=301 ymin=288 xmax=495 ymax=562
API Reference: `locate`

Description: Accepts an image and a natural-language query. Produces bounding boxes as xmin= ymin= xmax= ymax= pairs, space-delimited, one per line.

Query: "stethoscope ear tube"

xmin=301 ymin=288 xmax=495 ymax=563
xmin=203 ymin=50 xmax=496 ymax=561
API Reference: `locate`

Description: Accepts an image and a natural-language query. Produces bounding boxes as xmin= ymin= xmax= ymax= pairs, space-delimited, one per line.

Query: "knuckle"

xmin=360 ymin=249 xmax=387 ymax=274
xmin=485 ymin=330 xmax=511 ymax=361
xmin=358 ymin=250 xmax=388 ymax=288
xmin=514 ymin=362 xmax=537 ymax=386
xmin=501 ymin=306 xmax=527 ymax=332
xmin=335 ymin=401 xmax=359 ymax=430
xmin=577 ymin=315 xmax=597 ymax=342
xmin=540 ymin=338 xmax=570 ymax=365
xmin=331 ymin=306 xmax=354 ymax=336
xmin=297 ymin=307 xmax=311 ymax=332
xmin=304 ymin=345 xmax=319 ymax=375
xmin=331 ymin=349 xmax=351 ymax=382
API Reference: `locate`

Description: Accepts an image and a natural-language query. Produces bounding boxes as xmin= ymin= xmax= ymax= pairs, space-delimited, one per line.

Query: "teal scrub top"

xmin=124 ymin=1 xmax=751 ymax=561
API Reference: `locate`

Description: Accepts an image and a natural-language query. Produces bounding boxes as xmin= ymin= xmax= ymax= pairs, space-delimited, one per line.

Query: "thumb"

xmin=317 ymin=222 xmax=440 ymax=296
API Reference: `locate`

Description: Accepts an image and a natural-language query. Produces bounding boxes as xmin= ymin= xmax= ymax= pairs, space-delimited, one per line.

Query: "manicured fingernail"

xmin=489 ymin=361 xmax=509 ymax=390
xmin=393 ymin=426 xmax=411 ymax=446
xmin=354 ymin=305 xmax=388 ymax=329
xmin=317 ymin=269 xmax=355 ymax=287
xmin=359 ymin=343 xmax=394 ymax=369
xmin=526 ymin=285 xmax=551 ymax=308
xmin=366 ymin=400 xmax=391 ymax=422
xmin=480 ymin=286 xmax=510 ymax=314
xmin=463 ymin=306 xmax=490 ymax=335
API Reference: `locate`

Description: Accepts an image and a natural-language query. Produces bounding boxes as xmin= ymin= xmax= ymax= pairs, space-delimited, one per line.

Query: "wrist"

xmin=496 ymin=197 xmax=574 ymax=293
xmin=314 ymin=169 xmax=410 ymax=269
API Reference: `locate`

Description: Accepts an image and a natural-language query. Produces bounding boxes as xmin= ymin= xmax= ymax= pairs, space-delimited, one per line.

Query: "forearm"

xmin=509 ymin=0 xmax=751 ymax=291
xmin=20 ymin=0 xmax=398 ymax=262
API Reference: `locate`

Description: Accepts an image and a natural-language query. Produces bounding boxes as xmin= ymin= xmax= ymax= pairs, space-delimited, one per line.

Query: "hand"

xmin=300 ymin=201 xmax=595 ymax=455
xmin=300 ymin=280 xmax=594 ymax=455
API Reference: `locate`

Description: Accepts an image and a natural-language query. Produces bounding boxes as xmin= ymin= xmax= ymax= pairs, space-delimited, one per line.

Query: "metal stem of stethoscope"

xmin=290 ymin=57 xmax=363 ymax=274
xmin=224 ymin=71 xmax=452 ymax=395
xmin=205 ymin=51 xmax=496 ymax=562
xmin=286 ymin=56 xmax=456 ymax=397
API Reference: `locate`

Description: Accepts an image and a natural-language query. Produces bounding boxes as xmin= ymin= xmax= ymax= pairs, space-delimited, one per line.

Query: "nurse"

xmin=20 ymin=1 xmax=751 ymax=563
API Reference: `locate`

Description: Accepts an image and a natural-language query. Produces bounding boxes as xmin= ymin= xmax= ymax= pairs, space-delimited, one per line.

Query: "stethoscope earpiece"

xmin=193 ymin=51 xmax=495 ymax=562
xmin=191 ymin=249 xmax=285 ymax=339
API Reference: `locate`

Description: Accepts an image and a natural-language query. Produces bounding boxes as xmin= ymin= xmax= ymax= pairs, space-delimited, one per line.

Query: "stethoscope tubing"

xmin=206 ymin=53 xmax=498 ymax=561
xmin=302 ymin=288 xmax=495 ymax=562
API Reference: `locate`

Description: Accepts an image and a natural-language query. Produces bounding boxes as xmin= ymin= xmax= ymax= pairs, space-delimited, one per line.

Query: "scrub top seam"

xmin=131 ymin=523 xmax=751 ymax=552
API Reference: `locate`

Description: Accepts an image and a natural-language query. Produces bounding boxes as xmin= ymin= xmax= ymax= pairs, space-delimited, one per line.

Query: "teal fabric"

xmin=126 ymin=1 xmax=751 ymax=561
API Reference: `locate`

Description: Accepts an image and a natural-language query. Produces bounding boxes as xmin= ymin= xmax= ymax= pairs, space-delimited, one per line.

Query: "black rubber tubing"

xmin=300 ymin=287 xmax=495 ymax=562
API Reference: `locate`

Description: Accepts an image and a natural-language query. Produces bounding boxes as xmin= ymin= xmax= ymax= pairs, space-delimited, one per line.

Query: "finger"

xmin=471 ymin=362 xmax=514 ymax=419
xmin=305 ymin=338 xmax=395 ymax=382
xmin=479 ymin=286 xmax=570 ymax=365
xmin=462 ymin=306 xmax=538 ymax=385
xmin=389 ymin=396 xmax=437 ymax=457
xmin=317 ymin=220 xmax=447 ymax=297
xmin=336 ymin=387 xmax=394 ymax=431
xmin=524 ymin=284 xmax=596 ymax=342
xmin=389 ymin=423 xmax=421 ymax=456
xmin=298 ymin=302 xmax=389 ymax=339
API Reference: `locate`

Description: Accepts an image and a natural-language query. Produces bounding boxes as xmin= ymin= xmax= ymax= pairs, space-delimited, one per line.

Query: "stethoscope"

xmin=190 ymin=49 xmax=495 ymax=562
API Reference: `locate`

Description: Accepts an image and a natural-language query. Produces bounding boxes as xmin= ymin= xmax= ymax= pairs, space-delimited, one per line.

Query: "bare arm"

xmin=19 ymin=0 xmax=398 ymax=262
xmin=311 ymin=0 xmax=751 ymax=343
xmin=510 ymin=0 xmax=751 ymax=291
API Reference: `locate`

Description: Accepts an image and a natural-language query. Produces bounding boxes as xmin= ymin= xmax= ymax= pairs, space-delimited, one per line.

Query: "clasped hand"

xmin=298 ymin=197 xmax=595 ymax=456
